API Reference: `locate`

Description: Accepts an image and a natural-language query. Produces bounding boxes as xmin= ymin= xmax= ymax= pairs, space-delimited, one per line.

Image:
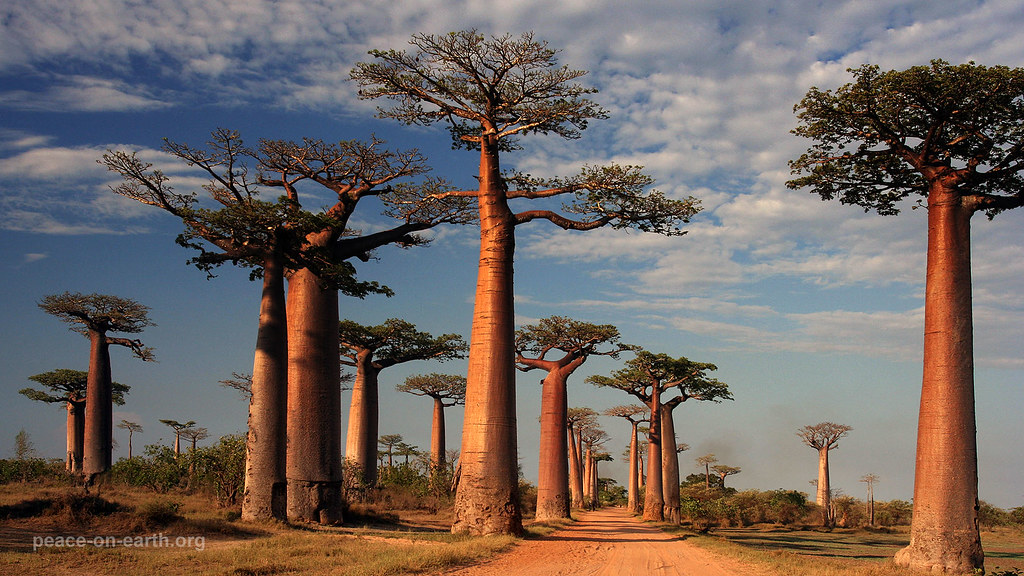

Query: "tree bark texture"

xmin=568 ymin=426 xmax=584 ymax=509
xmin=660 ymin=404 xmax=681 ymax=524
xmin=642 ymin=384 xmax=664 ymax=521
xmin=817 ymin=446 xmax=832 ymax=527
xmin=344 ymin=351 xmax=380 ymax=487
xmin=535 ymin=373 xmax=571 ymax=521
xmin=242 ymin=254 xmax=288 ymax=521
xmin=627 ymin=421 xmax=640 ymax=515
xmin=583 ymin=447 xmax=594 ymax=509
xmin=83 ymin=330 xmax=112 ymax=484
xmin=894 ymin=184 xmax=983 ymax=573
xmin=286 ymin=265 xmax=343 ymax=525
xmin=452 ymin=137 xmax=523 ymax=536
xmin=66 ymin=399 xmax=85 ymax=474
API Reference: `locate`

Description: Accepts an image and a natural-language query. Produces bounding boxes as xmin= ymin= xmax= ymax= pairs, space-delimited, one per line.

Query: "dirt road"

xmin=440 ymin=507 xmax=771 ymax=576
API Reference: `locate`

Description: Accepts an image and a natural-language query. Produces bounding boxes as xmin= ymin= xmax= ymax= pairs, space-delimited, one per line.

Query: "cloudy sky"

xmin=1 ymin=0 xmax=1022 ymax=509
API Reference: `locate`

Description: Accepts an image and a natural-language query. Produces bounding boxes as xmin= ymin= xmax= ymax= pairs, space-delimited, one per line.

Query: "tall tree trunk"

xmin=895 ymin=184 xmax=983 ymax=573
xmin=567 ymin=425 xmax=583 ymax=509
xmin=345 ymin=351 xmax=380 ymax=487
xmin=452 ymin=136 xmax=522 ymax=536
xmin=66 ymin=399 xmax=84 ymax=473
xmin=286 ymin=263 xmax=343 ymax=525
xmin=242 ymin=253 xmax=288 ymax=521
xmin=83 ymin=330 xmax=112 ymax=486
xmin=430 ymin=396 xmax=446 ymax=488
xmin=535 ymin=373 xmax=571 ymax=520
xmin=643 ymin=386 xmax=664 ymax=521
xmin=817 ymin=446 xmax=832 ymax=527
xmin=627 ymin=421 xmax=640 ymax=515
xmin=660 ymin=403 xmax=681 ymax=524
xmin=174 ymin=433 xmax=181 ymax=455
xmin=591 ymin=457 xmax=600 ymax=509
xmin=583 ymin=447 xmax=594 ymax=509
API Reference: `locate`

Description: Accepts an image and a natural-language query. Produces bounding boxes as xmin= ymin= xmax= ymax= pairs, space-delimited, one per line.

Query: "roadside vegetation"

xmin=4 ymin=444 xmax=1022 ymax=576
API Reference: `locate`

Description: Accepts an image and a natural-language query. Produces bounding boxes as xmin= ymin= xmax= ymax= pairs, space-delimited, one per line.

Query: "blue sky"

xmin=1 ymin=0 xmax=1022 ymax=509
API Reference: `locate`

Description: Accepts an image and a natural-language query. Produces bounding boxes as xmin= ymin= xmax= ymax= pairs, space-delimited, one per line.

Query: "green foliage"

xmin=875 ymin=499 xmax=912 ymax=527
xmin=0 ymin=457 xmax=66 ymax=484
xmin=109 ymin=435 xmax=246 ymax=507
xmin=789 ymin=60 xmax=1024 ymax=218
xmin=979 ymin=500 xmax=1014 ymax=529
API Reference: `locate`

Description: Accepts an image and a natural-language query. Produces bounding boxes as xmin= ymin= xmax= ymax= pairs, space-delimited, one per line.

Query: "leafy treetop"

xmin=21 ymin=368 xmax=129 ymax=405
xmin=788 ymin=60 xmax=1024 ymax=218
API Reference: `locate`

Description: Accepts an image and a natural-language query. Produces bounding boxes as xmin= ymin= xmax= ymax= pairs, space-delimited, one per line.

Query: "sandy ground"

xmin=438 ymin=507 xmax=772 ymax=576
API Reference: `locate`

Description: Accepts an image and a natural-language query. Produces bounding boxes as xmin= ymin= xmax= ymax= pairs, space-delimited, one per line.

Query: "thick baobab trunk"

xmin=817 ymin=446 xmax=832 ymax=526
xmin=895 ymin=185 xmax=983 ymax=573
xmin=568 ymin=426 xmax=584 ymax=509
xmin=83 ymin=330 xmax=112 ymax=486
xmin=583 ymin=447 xmax=594 ymax=509
xmin=66 ymin=398 xmax=85 ymax=473
xmin=643 ymin=386 xmax=664 ymax=522
xmin=430 ymin=396 xmax=447 ymax=484
xmin=242 ymin=254 xmax=288 ymax=521
xmin=627 ymin=421 xmax=640 ymax=515
xmin=590 ymin=456 xmax=600 ymax=509
xmin=660 ymin=403 xmax=681 ymax=524
xmin=535 ymin=373 xmax=571 ymax=521
xmin=344 ymin=351 xmax=380 ymax=488
xmin=286 ymin=264 xmax=343 ymax=525
xmin=452 ymin=136 xmax=522 ymax=536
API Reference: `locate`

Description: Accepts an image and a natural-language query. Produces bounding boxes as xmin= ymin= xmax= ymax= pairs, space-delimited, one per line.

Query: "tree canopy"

xmin=397 ymin=373 xmax=467 ymax=405
xmin=339 ymin=319 xmax=468 ymax=369
xmin=21 ymin=369 xmax=129 ymax=405
xmin=788 ymin=60 xmax=1024 ymax=217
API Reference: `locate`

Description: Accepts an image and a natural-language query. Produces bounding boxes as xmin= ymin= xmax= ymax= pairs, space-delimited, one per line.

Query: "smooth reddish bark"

xmin=82 ymin=331 xmax=112 ymax=485
xmin=242 ymin=253 xmax=288 ymax=521
xmin=430 ymin=396 xmax=447 ymax=475
xmin=452 ymin=136 xmax=523 ymax=536
xmin=344 ymin=351 xmax=380 ymax=487
xmin=567 ymin=424 xmax=584 ymax=509
xmin=642 ymin=383 xmax=664 ymax=522
xmin=895 ymin=184 xmax=983 ymax=572
xmin=627 ymin=421 xmax=640 ymax=514
xmin=660 ymin=402 xmax=682 ymax=524
xmin=286 ymin=264 xmax=343 ymax=525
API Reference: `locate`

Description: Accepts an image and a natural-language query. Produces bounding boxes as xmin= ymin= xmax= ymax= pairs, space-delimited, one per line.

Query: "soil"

xmin=438 ymin=507 xmax=772 ymax=576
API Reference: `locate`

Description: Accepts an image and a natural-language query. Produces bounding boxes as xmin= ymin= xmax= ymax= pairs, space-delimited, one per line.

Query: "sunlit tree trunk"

xmin=286 ymin=260 xmax=343 ymax=525
xmin=817 ymin=446 xmax=832 ymax=526
xmin=895 ymin=183 xmax=983 ymax=573
xmin=583 ymin=447 xmax=594 ymax=509
xmin=660 ymin=403 xmax=681 ymax=524
xmin=344 ymin=350 xmax=380 ymax=487
xmin=567 ymin=425 xmax=583 ymax=509
xmin=536 ymin=372 xmax=571 ymax=521
xmin=643 ymin=384 xmax=664 ymax=521
xmin=626 ymin=420 xmax=640 ymax=515
xmin=242 ymin=253 xmax=288 ymax=521
xmin=452 ymin=135 xmax=522 ymax=536
xmin=66 ymin=398 xmax=85 ymax=473
xmin=83 ymin=330 xmax=112 ymax=486
xmin=590 ymin=455 xmax=600 ymax=509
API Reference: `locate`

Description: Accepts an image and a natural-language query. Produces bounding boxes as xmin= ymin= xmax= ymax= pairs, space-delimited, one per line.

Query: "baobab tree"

xmin=20 ymin=369 xmax=129 ymax=473
xmin=340 ymin=319 xmax=467 ymax=488
xmin=861 ymin=473 xmax=880 ymax=527
xmin=353 ymin=30 xmax=701 ymax=535
xmin=515 ymin=317 xmax=631 ymax=520
xmin=711 ymin=464 xmax=741 ymax=489
xmin=105 ymin=129 xmax=472 ymax=523
xmin=789 ymin=61 xmax=1024 ymax=572
xmin=566 ymin=407 xmax=598 ymax=510
xmin=605 ymin=405 xmax=648 ymax=515
xmin=579 ymin=424 xmax=609 ymax=510
xmin=160 ymin=419 xmax=196 ymax=455
xmin=396 ymin=373 xmax=466 ymax=488
xmin=696 ymin=454 xmax=718 ymax=490
xmin=39 ymin=292 xmax=153 ymax=487
xmin=797 ymin=422 xmax=852 ymax=528
xmin=116 ymin=420 xmax=143 ymax=459
xmin=588 ymin=351 xmax=730 ymax=522
xmin=377 ymin=434 xmax=404 ymax=471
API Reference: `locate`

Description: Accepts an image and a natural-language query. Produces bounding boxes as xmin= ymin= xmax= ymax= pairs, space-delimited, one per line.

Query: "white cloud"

xmin=0 ymin=76 xmax=171 ymax=112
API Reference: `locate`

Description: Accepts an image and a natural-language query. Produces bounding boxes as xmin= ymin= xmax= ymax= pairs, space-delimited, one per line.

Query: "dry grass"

xmin=687 ymin=524 xmax=1024 ymax=576
xmin=0 ymin=481 xmax=517 ymax=576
